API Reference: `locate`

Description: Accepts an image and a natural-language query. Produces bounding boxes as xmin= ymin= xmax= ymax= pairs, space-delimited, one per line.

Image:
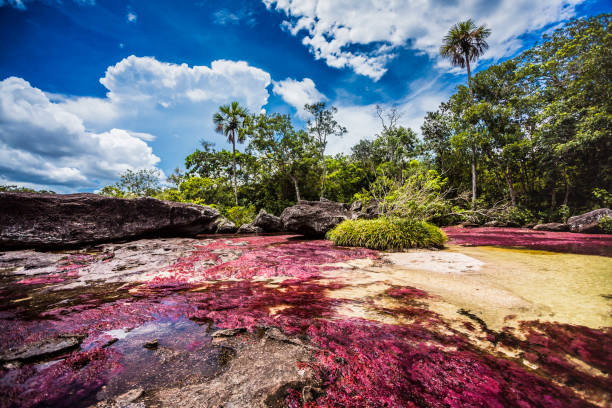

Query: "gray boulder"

xmin=349 ymin=200 xmax=379 ymax=220
xmin=533 ymin=222 xmax=569 ymax=232
xmin=252 ymin=209 xmax=283 ymax=232
xmin=0 ymin=192 xmax=220 ymax=249
xmin=280 ymin=200 xmax=352 ymax=237
xmin=213 ymin=217 xmax=237 ymax=234
xmin=237 ymin=223 xmax=264 ymax=234
xmin=567 ymin=208 xmax=612 ymax=233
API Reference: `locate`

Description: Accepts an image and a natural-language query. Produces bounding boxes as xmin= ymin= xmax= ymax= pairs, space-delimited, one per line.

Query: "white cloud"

xmin=263 ymin=0 xmax=583 ymax=80
xmin=327 ymin=81 xmax=452 ymax=155
xmin=272 ymin=77 xmax=325 ymax=119
xmin=127 ymin=11 xmax=137 ymax=23
xmin=98 ymin=56 xmax=271 ymax=113
xmin=0 ymin=77 xmax=159 ymax=189
xmin=0 ymin=56 xmax=274 ymax=190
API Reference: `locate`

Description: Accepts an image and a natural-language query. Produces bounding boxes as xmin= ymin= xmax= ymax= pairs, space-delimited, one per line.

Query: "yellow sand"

xmin=323 ymin=245 xmax=612 ymax=330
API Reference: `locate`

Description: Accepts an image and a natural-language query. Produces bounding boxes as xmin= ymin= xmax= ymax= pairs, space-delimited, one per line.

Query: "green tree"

xmin=440 ymin=19 xmax=491 ymax=207
xmin=248 ymin=113 xmax=316 ymax=201
xmin=304 ymin=102 xmax=347 ymax=200
xmin=118 ymin=169 xmax=162 ymax=197
xmin=213 ymin=101 xmax=250 ymax=204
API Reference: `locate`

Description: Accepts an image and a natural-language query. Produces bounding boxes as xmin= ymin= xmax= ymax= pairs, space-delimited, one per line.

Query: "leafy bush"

xmin=600 ymin=216 xmax=612 ymax=234
xmin=326 ymin=217 xmax=447 ymax=251
xmin=225 ymin=205 xmax=256 ymax=227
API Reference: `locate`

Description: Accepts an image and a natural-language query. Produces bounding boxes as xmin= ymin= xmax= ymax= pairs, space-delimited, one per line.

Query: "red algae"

xmin=162 ymin=235 xmax=378 ymax=282
xmin=300 ymin=318 xmax=593 ymax=408
xmin=443 ymin=227 xmax=612 ymax=256
xmin=1 ymin=235 xmax=610 ymax=407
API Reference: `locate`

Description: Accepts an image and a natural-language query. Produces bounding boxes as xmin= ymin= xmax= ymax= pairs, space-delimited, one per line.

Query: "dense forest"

xmin=6 ymin=14 xmax=609 ymax=228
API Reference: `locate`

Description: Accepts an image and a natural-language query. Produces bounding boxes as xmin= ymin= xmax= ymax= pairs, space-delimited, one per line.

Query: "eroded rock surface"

xmin=280 ymin=200 xmax=352 ymax=237
xmin=157 ymin=330 xmax=316 ymax=408
xmin=568 ymin=208 xmax=612 ymax=233
xmin=0 ymin=192 xmax=220 ymax=250
xmin=533 ymin=222 xmax=569 ymax=231
xmin=252 ymin=209 xmax=283 ymax=232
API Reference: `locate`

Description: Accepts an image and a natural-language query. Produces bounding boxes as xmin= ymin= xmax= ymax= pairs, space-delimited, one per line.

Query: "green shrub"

xmin=225 ymin=205 xmax=256 ymax=227
xmin=600 ymin=216 xmax=612 ymax=234
xmin=326 ymin=217 xmax=447 ymax=251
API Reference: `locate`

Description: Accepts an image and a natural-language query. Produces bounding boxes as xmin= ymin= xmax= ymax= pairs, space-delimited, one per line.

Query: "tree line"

xmin=93 ymin=14 xmax=610 ymax=227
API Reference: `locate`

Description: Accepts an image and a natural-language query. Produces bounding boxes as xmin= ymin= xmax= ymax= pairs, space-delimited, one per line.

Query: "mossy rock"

xmin=326 ymin=217 xmax=447 ymax=251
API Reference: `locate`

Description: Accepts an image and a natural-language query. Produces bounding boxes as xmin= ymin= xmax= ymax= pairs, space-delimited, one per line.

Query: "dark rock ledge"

xmin=0 ymin=192 xmax=220 ymax=250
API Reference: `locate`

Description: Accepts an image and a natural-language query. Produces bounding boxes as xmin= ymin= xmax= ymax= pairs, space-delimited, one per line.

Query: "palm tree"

xmin=440 ymin=19 xmax=491 ymax=207
xmin=213 ymin=101 xmax=249 ymax=205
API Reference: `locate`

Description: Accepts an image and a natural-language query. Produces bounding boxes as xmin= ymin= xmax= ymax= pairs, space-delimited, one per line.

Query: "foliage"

xmin=305 ymin=102 xmax=347 ymax=199
xmin=356 ymin=161 xmax=448 ymax=221
xmin=0 ymin=185 xmax=55 ymax=194
xmin=224 ymin=205 xmax=256 ymax=227
xmin=327 ymin=217 xmax=447 ymax=250
xmin=90 ymin=15 xmax=609 ymax=229
xmin=98 ymin=185 xmax=125 ymax=198
xmin=424 ymin=14 xmax=611 ymax=220
xmin=599 ymin=216 xmax=612 ymax=234
xmin=98 ymin=169 xmax=162 ymax=198
xmin=213 ymin=101 xmax=250 ymax=204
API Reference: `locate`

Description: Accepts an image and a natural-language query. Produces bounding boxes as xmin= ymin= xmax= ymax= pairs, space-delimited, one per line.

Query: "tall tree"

xmin=440 ymin=19 xmax=491 ymax=207
xmin=305 ymin=102 xmax=347 ymax=200
xmin=248 ymin=113 xmax=316 ymax=202
xmin=213 ymin=101 xmax=249 ymax=204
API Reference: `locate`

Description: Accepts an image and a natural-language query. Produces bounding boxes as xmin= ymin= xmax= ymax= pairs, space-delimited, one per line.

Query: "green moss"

xmin=326 ymin=217 xmax=447 ymax=251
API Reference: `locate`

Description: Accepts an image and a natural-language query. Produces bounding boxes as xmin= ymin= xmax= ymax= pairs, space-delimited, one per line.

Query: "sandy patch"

xmin=384 ymin=251 xmax=484 ymax=274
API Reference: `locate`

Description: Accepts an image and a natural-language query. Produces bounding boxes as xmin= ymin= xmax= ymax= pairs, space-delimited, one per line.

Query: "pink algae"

xmin=443 ymin=227 xmax=612 ymax=256
xmin=1 ymin=235 xmax=609 ymax=407
xmin=162 ymin=235 xmax=378 ymax=282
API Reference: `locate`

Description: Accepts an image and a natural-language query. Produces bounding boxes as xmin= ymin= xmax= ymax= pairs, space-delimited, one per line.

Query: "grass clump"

xmin=326 ymin=217 xmax=447 ymax=251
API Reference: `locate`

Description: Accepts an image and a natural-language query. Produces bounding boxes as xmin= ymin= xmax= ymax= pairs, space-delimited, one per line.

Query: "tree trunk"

xmin=563 ymin=172 xmax=570 ymax=206
xmin=466 ymin=54 xmax=477 ymax=208
xmin=471 ymin=145 xmax=477 ymax=208
xmin=466 ymin=57 xmax=472 ymax=93
xmin=320 ymin=151 xmax=327 ymax=201
xmin=505 ymin=166 xmax=516 ymax=206
xmin=290 ymin=175 xmax=301 ymax=202
xmin=232 ymin=134 xmax=238 ymax=205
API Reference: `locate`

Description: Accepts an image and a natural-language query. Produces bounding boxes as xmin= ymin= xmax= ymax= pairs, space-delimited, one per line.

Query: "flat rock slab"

xmin=1 ymin=335 xmax=83 ymax=363
xmin=0 ymin=192 xmax=220 ymax=250
xmin=385 ymin=251 xmax=484 ymax=274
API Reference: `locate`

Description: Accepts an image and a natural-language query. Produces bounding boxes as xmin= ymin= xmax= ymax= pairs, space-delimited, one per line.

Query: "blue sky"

xmin=0 ymin=0 xmax=609 ymax=192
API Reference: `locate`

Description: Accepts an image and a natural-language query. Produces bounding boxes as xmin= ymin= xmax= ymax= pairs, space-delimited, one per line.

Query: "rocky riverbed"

xmin=0 ymin=230 xmax=611 ymax=407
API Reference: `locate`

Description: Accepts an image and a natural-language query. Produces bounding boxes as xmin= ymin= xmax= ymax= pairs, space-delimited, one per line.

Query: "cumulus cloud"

xmin=0 ymin=77 xmax=159 ymax=189
xmin=126 ymin=11 xmax=137 ymax=23
xmin=0 ymin=56 xmax=274 ymax=190
xmin=263 ymin=0 xmax=583 ymax=80
xmin=98 ymin=56 xmax=271 ymax=113
xmin=272 ymin=77 xmax=325 ymax=119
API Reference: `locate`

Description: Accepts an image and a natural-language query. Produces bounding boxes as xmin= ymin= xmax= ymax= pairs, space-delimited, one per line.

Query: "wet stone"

xmin=211 ymin=328 xmax=245 ymax=337
xmin=143 ymin=339 xmax=158 ymax=349
xmin=0 ymin=334 xmax=83 ymax=363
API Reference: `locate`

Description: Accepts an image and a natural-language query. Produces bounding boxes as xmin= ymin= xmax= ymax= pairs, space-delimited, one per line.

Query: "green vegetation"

xmin=80 ymin=14 xmax=608 ymax=229
xmin=0 ymin=185 xmax=55 ymax=194
xmin=327 ymin=218 xmax=446 ymax=250
xmin=225 ymin=205 xmax=256 ymax=227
